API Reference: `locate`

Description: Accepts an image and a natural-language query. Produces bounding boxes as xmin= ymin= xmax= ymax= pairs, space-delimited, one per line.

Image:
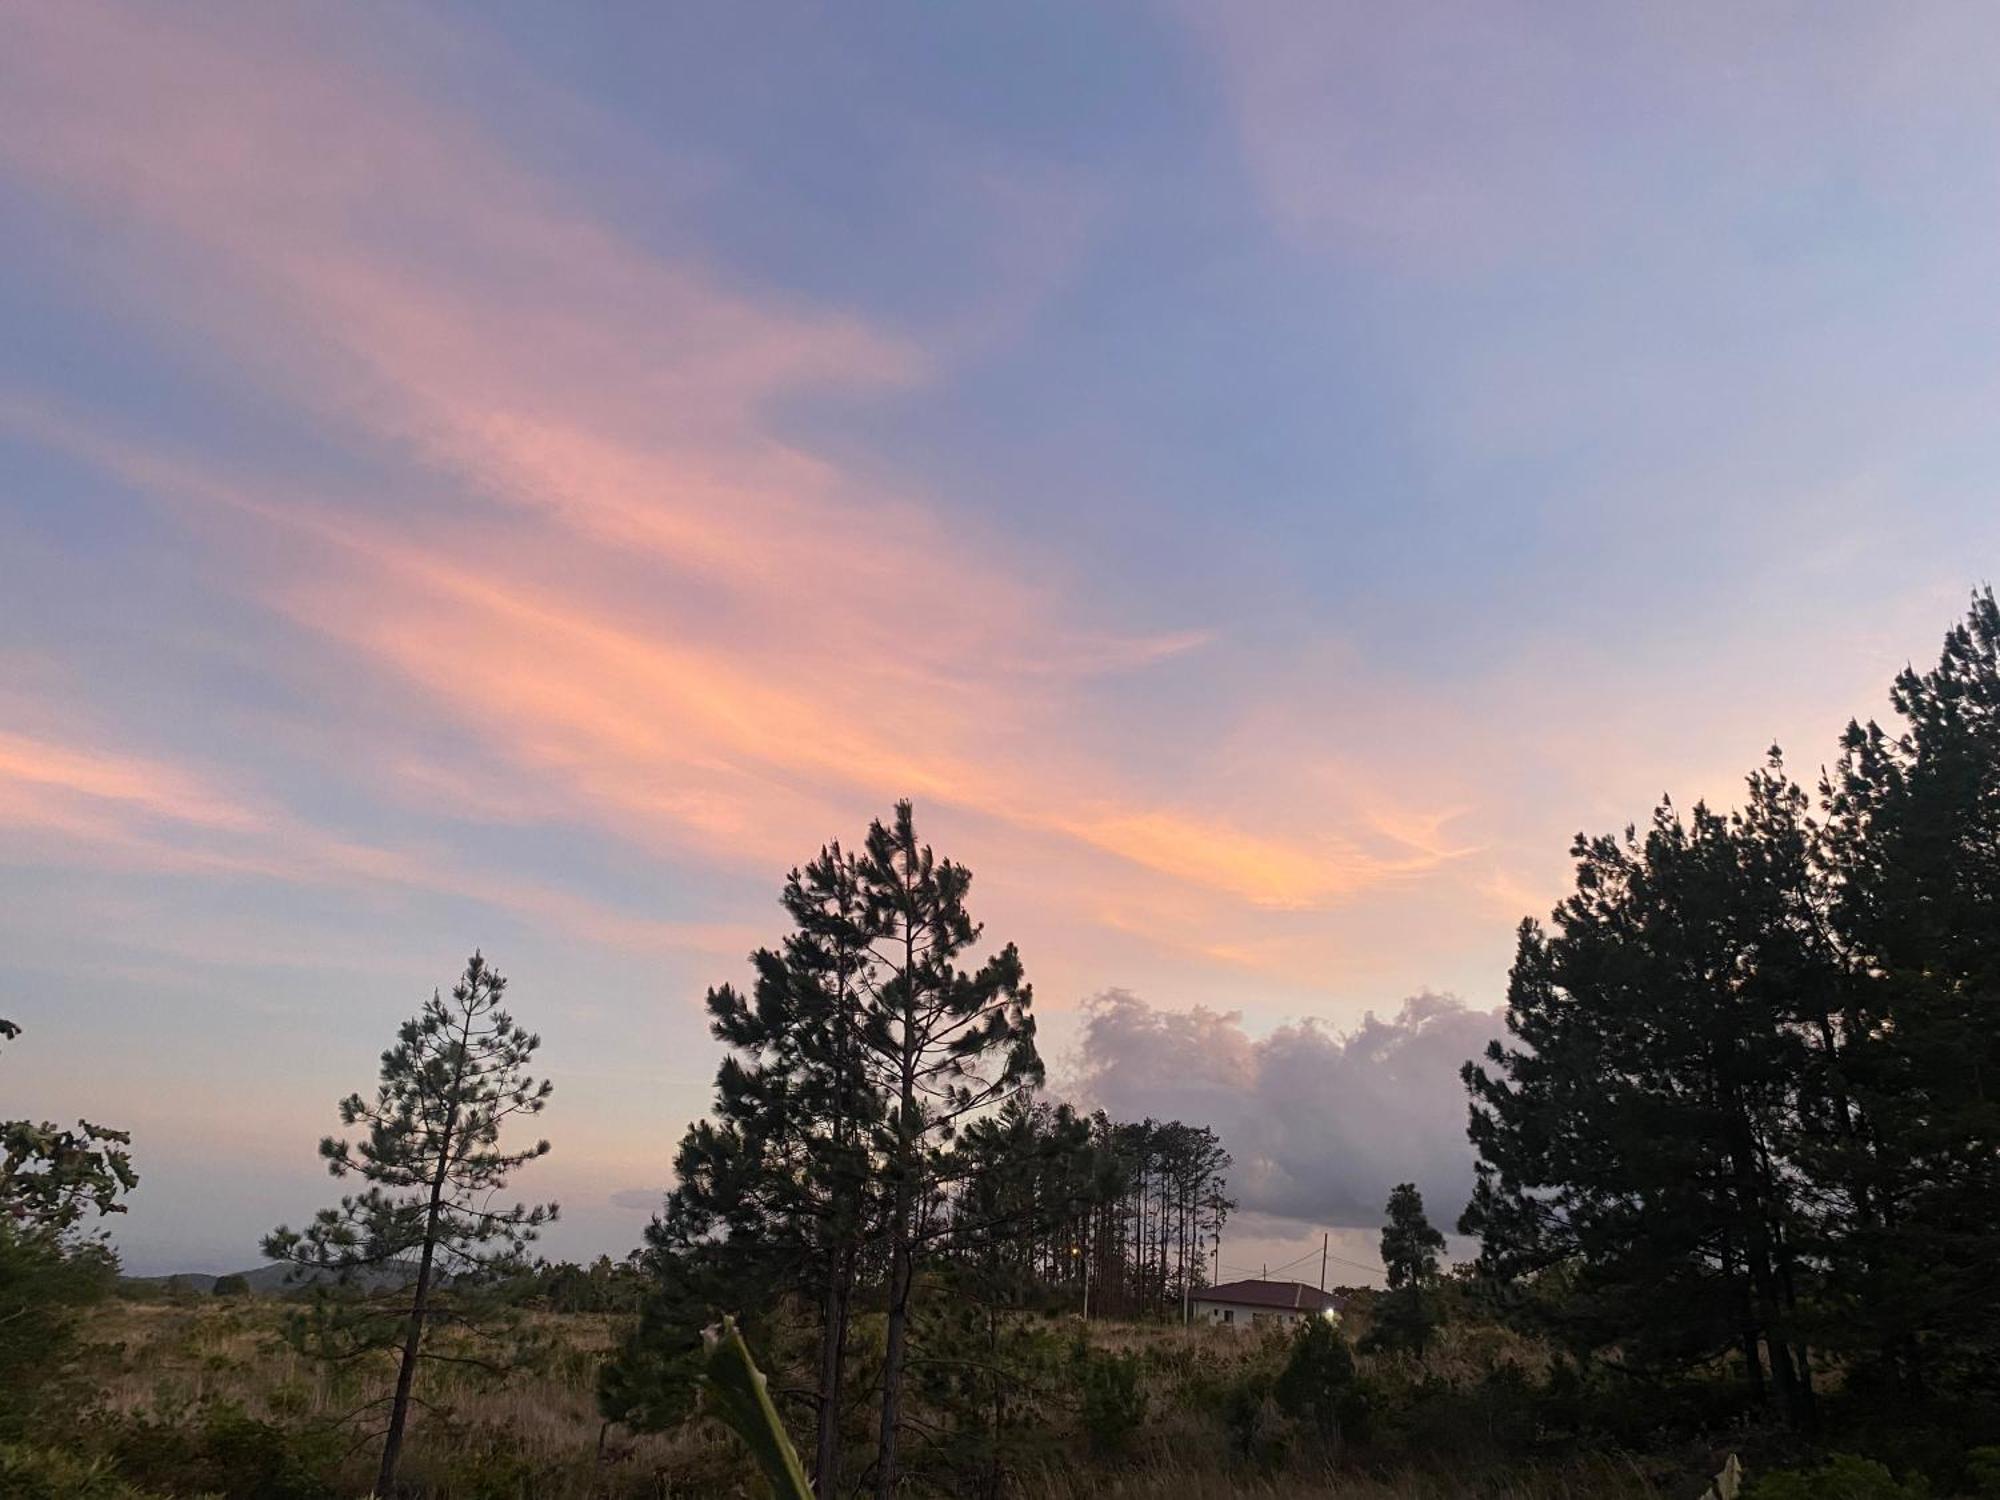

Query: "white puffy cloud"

xmin=1064 ymin=988 xmax=1504 ymax=1232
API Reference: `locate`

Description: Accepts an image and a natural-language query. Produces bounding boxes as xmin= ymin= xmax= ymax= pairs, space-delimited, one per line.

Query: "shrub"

xmin=1073 ymin=1342 xmax=1146 ymax=1458
xmin=1274 ymin=1316 xmax=1363 ymax=1450
xmin=105 ymin=1401 xmax=338 ymax=1500
xmin=0 ymin=1222 xmax=118 ymax=1440
xmin=1746 ymin=1452 xmax=1931 ymax=1500
xmin=0 ymin=1444 xmax=182 ymax=1500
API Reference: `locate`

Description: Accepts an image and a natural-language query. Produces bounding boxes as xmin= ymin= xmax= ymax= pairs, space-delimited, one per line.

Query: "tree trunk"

xmin=377 ymin=1228 xmax=438 ymax=1497
xmin=377 ymin=1012 xmax=470 ymax=1496
xmin=875 ymin=914 xmax=920 ymax=1499
xmin=815 ymin=1254 xmax=850 ymax=1496
xmin=876 ymin=1160 xmax=914 ymax=1496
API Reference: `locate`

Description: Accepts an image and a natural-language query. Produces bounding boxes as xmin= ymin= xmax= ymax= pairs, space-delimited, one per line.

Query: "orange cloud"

xmin=0 ymin=730 xmax=264 ymax=834
xmin=0 ymin=720 xmax=748 ymax=958
xmin=0 ymin=1 xmax=1493 ymax=995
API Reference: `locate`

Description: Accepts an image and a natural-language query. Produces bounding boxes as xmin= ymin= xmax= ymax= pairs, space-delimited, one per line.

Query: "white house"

xmin=1191 ymin=1278 xmax=1345 ymax=1329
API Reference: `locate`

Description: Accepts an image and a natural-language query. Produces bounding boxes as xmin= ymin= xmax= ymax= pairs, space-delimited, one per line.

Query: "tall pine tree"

xmin=1817 ymin=587 xmax=2000 ymax=1402
xmin=855 ymin=802 xmax=1041 ymax=1499
xmin=265 ymin=951 xmax=555 ymax=1496
xmin=605 ymin=842 xmax=885 ymax=1496
xmin=1462 ymin=786 xmax=1820 ymax=1425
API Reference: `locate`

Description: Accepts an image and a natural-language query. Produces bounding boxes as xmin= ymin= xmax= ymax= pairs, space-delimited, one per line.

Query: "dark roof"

xmin=1195 ymin=1279 xmax=1344 ymax=1312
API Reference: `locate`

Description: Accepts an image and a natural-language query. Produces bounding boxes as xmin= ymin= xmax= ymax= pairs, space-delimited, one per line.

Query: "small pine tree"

xmin=1275 ymin=1315 xmax=1361 ymax=1450
xmin=264 ymin=952 xmax=555 ymax=1496
xmin=1372 ymin=1182 xmax=1446 ymax=1358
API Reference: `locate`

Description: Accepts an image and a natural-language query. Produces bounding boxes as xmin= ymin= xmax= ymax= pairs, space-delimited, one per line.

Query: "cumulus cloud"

xmin=1065 ymin=989 xmax=1504 ymax=1232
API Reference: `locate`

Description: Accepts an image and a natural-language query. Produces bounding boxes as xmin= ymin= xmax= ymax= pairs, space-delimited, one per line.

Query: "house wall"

xmin=1191 ymin=1299 xmax=1311 ymax=1329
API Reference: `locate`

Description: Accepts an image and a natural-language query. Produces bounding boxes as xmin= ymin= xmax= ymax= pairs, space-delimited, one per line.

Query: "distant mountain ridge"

xmin=121 ymin=1262 xmax=415 ymax=1295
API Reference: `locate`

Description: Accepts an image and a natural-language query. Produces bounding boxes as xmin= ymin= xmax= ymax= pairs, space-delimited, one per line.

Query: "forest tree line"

xmin=1462 ymin=588 xmax=2000 ymax=1446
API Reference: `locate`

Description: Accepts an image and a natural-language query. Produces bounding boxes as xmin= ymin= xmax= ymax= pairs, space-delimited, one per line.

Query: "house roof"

xmin=1194 ymin=1279 xmax=1344 ymax=1313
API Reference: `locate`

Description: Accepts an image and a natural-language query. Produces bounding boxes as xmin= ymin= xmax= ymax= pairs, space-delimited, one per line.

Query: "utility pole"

xmin=1320 ymin=1233 xmax=1329 ymax=1293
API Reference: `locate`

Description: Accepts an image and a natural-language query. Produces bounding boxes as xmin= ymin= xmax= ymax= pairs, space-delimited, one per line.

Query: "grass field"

xmin=59 ymin=1296 xmax=1678 ymax=1498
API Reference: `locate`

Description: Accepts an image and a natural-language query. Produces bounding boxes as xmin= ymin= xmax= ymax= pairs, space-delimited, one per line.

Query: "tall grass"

xmin=69 ymin=1298 xmax=1670 ymax=1498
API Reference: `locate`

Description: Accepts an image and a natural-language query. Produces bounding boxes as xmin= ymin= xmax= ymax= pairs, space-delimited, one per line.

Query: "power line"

xmin=1217 ymin=1242 xmax=1387 ymax=1281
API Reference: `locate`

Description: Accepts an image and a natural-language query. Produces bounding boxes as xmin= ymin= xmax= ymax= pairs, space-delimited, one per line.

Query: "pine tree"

xmin=1461 ymin=787 xmax=1820 ymax=1423
xmin=605 ymin=842 xmax=885 ymax=1496
xmin=855 ymin=802 xmax=1041 ymax=1499
xmin=264 ymin=951 xmax=555 ymax=1496
xmin=1276 ymin=1314 xmax=1360 ymax=1449
xmin=1373 ymin=1182 xmax=1446 ymax=1358
xmin=1817 ymin=587 xmax=2000 ymax=1401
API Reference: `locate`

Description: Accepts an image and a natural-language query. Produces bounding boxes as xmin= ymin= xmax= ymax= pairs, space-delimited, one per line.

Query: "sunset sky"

xmin=5 ymin=2 xmax=1999 ymax=1277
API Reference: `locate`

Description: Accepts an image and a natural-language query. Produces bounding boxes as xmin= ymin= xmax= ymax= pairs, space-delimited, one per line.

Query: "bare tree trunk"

xmin=875 ymin=915 xmax=920 ymax=1499
xmin=815 ymin=1254 xmax=851 ymax=1496
xmin=377 ymin=1013 xmax=469 ymax=1496
xmin=876 ymin=1153 xmax=914 ymax=1495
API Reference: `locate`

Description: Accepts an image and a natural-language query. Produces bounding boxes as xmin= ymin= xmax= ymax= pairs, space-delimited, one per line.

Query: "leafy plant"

xmin=701 ymin=1317 xmax=812 ymax=1500
xmin=1075 ymin=1346 xmax=1146 ymax=1457
xmin=1274 ymin=1316 xmax=1362 ymax=1449
xmin=1745 ymin=1453 xmax=1929 ymax=1500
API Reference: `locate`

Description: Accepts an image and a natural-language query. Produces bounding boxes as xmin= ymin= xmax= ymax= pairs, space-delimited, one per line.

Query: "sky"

xmin=3 ymin=1 xmax=1998 ymax=1279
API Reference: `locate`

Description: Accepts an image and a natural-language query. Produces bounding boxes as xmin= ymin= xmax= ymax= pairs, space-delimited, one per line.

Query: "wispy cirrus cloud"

xmin=0 ymin=0 xmax=1470 ymax=941
xmin=0 ymin=721 xmax=750 ymax=957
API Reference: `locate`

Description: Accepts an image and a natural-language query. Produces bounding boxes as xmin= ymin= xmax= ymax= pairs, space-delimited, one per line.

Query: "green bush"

xmin=0 ymin=1222 xmax=118 ymax=1440
xmin=105 ymin=1401 xmax=338 ymax=1500
xmin=1274 ymin=1316 xmax=1362 ymax=1448
xmin=1746 ymin=1452 xmax=1930 ymax=1500
xmin=0 ymin=1443 xmax=188 ymax=1500
xmin=1965 ymin=1448 xmax=2000 ymax=1498
xmin=1075 ymin=1347 xmax=1147 ymax=1457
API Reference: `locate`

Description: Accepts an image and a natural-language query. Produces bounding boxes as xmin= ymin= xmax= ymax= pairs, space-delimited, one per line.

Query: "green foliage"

xmin=0 ymin=1018 xmax=138 ymax=1235
xmin=0 ymin=1214 xmax=119 ymax=1440
xmin=1369 ymin=1183 xmax=1446 ymax=1359
xmin=503 ymin=1254 xmax=643 ymax=1313
xmin=599 ymin=1241 xmax=743 ymax=1433
xmin=209 ymin=1273 xmax=250 ymax=1298
xmin=608 ymin=837 xmax=883 ymax=1494
xmin=1273 ymin=1316 xmax=1360 ymax=1446
xmin=1075 ymin=1344 xmax=1146 ymax=1457
xmin=1967 ymin=1449 xmax=2000 ymax=1499
xmin=857 ymin=801 xmax=1044 ymax=1495
xmin=1745 ymin=1453 xmax=1930 ymax=1500
xmin=0 ymin=1224 xmax=116 ymax=1440
xmin=0 ymin=1443 xmax=184 ymax=1500
xmin=613 ymin=804 xmax=1056 ymax=1498
xmin=699 ymin=1316 xmax=812 ymax=1500
xmin=263 ymin=951 xmax=556 ymax=1495
xmin=1219 ymin=1367 xmax=1287 ymax=1469
xmin=1462 ymin=592 xmax=2000 ymax=1437
xmin=263 ymin=952 xmax=555 ymax=1285
xmin=104 ymin=1401 xmax=339 ymax=1500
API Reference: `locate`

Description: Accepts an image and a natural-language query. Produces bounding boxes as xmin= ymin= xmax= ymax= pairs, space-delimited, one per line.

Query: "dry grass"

xmin=70 ymin=1299 xmax=1666 ymax=1498
xmin=80 ymin=1299 xmax=739 ymax=1497
xmin=1021 ymin=1463 xmax=1660 ymax=1499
